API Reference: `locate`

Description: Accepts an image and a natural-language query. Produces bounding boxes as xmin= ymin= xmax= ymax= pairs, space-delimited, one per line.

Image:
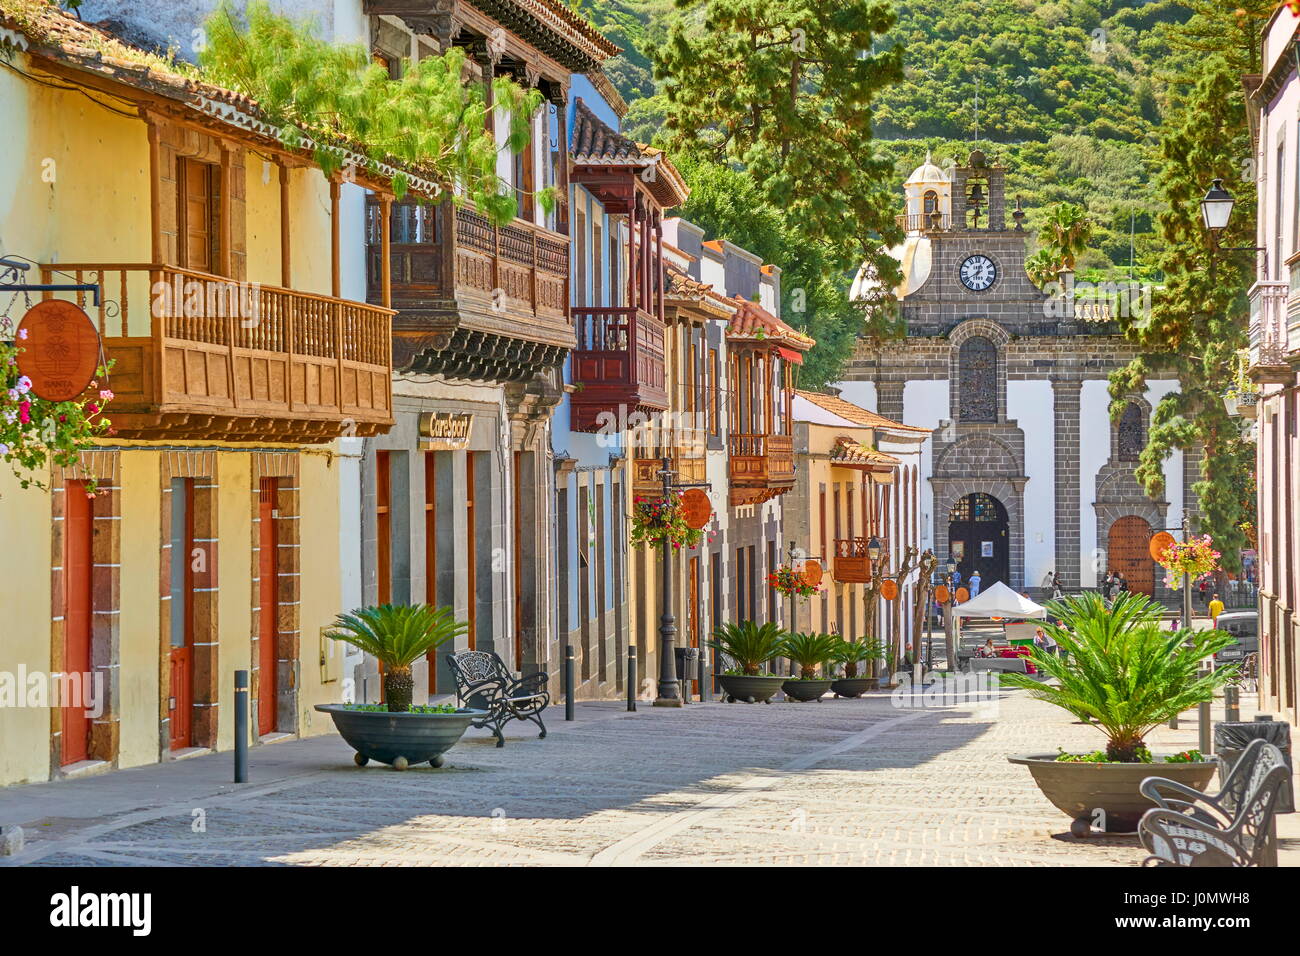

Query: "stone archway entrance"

xmin=948 ymin=492 xmax=1010 ymax=589
xmin=1107 ymin=515 xmax=1155 ymax=596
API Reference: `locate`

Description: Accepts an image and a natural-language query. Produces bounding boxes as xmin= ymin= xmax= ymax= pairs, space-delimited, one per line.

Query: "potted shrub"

xmin=315 ymin=604 xmax=481 ymax=770
xmin=831 ymin=638 xmax=885 ymax=697
xmin=708 ymin=621 xmax=788 ymax=703
xmin=1004 ymin=592 xmax=1233 ymax=833
xmin=781 ymin=632 xmax=840 ymax=701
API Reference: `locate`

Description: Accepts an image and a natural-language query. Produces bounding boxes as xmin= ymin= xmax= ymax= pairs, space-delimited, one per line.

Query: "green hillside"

xmin=574 ymin=0 xmax=1191 ymax=279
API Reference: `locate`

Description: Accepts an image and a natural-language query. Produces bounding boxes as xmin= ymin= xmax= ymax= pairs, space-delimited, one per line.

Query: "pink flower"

xmin=15 ymin=376 xmax=31 ymax=395
xmin=18 ymin=401 xmax=30 ymax=424
xmin=17 ymin=328 xmax=27 ymax=340
xmin=99 ymin=389 xmax=114 ymax=401
xmin=86 ymin=403 xmax=99 ymax=416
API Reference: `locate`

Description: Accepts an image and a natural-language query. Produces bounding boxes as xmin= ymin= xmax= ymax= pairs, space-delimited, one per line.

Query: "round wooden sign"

xmin=934 ymin=584 xmax=951 ymax=604
xmin=955 ymin=587 xmax=970 ymax=603
xmin=679 ymin=489 xmax=712 ymax=529
xmin=15 ymin=300 xmax=100 ymax=402
xmin=800 ymin=561 xmax=823 ymax=588
xmin=880 ymin=579 xmax=899 ymax=601
xmin=1148 ymin=531 xmax=1177 ymax=562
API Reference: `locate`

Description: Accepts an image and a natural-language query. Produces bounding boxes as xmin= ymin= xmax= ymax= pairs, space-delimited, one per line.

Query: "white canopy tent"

xmin=951 ymin=581 xmax=1047 ymax=620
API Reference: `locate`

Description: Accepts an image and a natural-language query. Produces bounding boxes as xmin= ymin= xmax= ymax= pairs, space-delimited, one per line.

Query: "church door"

xmin=948 ymin=492 xmax=1010 ymax=589
xmin=1108 ymin=516 xmax=1155 ymax=596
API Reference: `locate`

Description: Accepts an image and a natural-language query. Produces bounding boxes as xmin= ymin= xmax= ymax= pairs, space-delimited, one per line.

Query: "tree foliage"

xmin=200 ymin=1 xmax=547 ymax=222
xmin=1107 ymin=1 xmax=1272 ymax=570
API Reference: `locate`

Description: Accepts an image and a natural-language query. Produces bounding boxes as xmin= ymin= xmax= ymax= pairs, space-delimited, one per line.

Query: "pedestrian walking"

xmin=1208 ymin=593 xmax=1224 ymax=628
xmin=1116 ymin=572 xmax=1129 ymax=594
xmin=1051 ymin=571 xmax=1063 ymax=600
xmin=969 ymin=569 xmax=982 ymax=598
xmin=1101 ymin=571 xmax=1114 ymax=601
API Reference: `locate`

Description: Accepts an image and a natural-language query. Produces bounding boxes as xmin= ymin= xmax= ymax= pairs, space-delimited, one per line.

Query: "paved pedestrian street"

xmin=6 ymin=687 xmax=1271 ymax=868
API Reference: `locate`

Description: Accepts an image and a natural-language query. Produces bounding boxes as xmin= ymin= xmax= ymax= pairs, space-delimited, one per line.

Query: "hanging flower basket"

xmin=769 ymin=564 xmax=823 ymax=600
xmin=0 ymin=316 xmax=113 ymax=493
xmin=629 ymin=492 xmax=708 ymax=551
xmin=1156 ymin=534 xmax=1221 ymax=589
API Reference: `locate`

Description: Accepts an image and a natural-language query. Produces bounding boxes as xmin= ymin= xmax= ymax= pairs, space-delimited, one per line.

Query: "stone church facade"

xmin=838 ymin=152 xmax=1198 ymax=598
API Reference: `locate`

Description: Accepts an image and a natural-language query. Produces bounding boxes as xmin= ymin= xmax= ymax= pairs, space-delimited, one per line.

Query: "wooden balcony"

xmin=570 ymin=305 xmax=669 ymax=432
xmin=43 ymin=264 xmax=393 ymax=442
xmin=833 ymin=538 xmax=872 ymax=584
xmin=365 ymin=198 xmax=571 ymax=382
xmin=632 ymin=431 xmax=707 ymax=497
xmin=728 ymin=433 xmax=794 ymax=505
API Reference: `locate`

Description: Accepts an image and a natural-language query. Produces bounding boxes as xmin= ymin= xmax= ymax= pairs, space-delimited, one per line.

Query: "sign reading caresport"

xmin=15 ymin=300 xmax=100 ymax=402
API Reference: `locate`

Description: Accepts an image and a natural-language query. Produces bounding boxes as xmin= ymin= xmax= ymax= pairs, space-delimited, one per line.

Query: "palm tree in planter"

xmin=314 ymin=604 xmax=475 ymax=770
xmin=831 ymin=638 xmax=885 ymax=698
xmin=781 ymin=632 xmax=842 ymax=702
xmin=1004 ymin=592 xmax=1236 ymax=833
xmin=708 ymin=621 xmax=788 ymax=703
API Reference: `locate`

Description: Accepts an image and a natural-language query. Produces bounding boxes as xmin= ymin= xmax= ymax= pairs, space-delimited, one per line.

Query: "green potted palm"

xmin=831 ymin=638 xmax=885 ymax=697
xmin=1004 ymin=592 xmax=1233 ymax=833
xmin=709 ymin=621 xmax=788 ymax=703
xmin=315 ymin=604 xmax=478 ymax=770
xmin=781 ymin=632 xmax=841 ymax=702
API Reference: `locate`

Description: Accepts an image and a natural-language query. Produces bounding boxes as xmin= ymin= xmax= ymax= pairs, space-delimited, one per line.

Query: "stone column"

xmin=1052 ymin=379 xmax=1083 ymax=590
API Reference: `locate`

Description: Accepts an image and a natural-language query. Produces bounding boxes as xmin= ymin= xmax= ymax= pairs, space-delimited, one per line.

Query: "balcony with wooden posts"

xmin=43 ymin=264 xmax=393 ymax=441
xmin=833 ymin=537 xmax=872 ymax=583
xmin=365 ymin=198 xmax=572 ymax=381
xmin=727 ymin=433 xmax=795 ymax=505
xmin=570 ymin=305 xmax=669 ymax=431
xmin=632 ymin=426 xmax=707 ymax=497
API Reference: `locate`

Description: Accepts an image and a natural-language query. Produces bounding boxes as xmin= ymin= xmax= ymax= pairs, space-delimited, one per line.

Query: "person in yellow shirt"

xmin=1208 ymin=594 xmax=1225 ymax=627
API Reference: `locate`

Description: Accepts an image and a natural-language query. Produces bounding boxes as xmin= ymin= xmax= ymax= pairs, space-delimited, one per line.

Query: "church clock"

xmin=958 ymin=254 xmax=997 ymax=291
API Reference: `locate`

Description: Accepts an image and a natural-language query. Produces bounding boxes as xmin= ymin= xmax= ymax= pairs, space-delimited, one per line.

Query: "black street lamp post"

xmin=654 ymin=455 xmax=682 ymax=707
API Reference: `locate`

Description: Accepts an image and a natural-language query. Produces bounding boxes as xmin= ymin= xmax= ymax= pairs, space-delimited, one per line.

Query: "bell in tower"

xmin=952 ymin=150 xmax=1007 ymax=231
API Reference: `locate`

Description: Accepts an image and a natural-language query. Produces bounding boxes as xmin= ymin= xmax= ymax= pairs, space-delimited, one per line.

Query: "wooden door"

xmin=425 ymin=452 xmax=439 ymax=693
xmin=465 ymin=453 xmax=477 ymax=650
xmin=179 ymin=158 xmax=217 ymax=273
xmin=168 ymin=479 xmax=195 ymax=750
xmin=258 ymin=479 xmax=279 ymax=736
xmin=376 ymin=451 xmax=391 ymax=605
xmin=1107 ymin=515 xmax=1154 ymax=596
xmin=687 ymin=556 xmax=700 ymax=694
xmin=62 ymin=481 xmax=93 ymax=765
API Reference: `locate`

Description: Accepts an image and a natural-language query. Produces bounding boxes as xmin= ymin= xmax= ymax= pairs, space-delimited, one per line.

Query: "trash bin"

xmin=1214 ymin=714 xmax=1294 ymax=812
xmin=674 ymin=646 xmax=699 ymax=680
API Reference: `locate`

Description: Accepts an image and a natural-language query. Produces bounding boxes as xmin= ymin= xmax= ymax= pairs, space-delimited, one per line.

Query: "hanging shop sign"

xmin=680 ymin=488 xmax=713 ymax=530
xmin=800 ymin=561 xmax=824 ymax=588
xmin=934 ymin=584 xmax=951 ymax=604
xmin=15 ymin=300 xmax=100 ymax=402
xmin=880 ymin=579 xmax=899 ymax=601
xmin=417 ymin=411 xmax=473 ymax=451
xmin=1148 ymin=531 xmax=1177 ymax=562
xmin=955 ymin=587 xmax=970 ymax=603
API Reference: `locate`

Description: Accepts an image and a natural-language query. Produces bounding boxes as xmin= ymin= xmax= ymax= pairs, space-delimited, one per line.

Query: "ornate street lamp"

xmin=1199 ymin=179 xmax=1234 ymax=234
xmin=867 ymin=536 xmax=883 ymax=564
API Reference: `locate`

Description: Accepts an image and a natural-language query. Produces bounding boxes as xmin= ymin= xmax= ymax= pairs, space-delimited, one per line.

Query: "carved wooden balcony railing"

xmin=833 ymin=537 xmax=873 ymax=584
xmin=632 ymin=427 xmax=707 ymax=497
xmin=365 ymin=198 xmax=571 ymax=381
xmin=569 ymin=305 xmax=669 ymax=432
xmin=42 ymin=264 xmax=393 ymax=441
xmin=728 ymin=433 xmax=794 ymax=505
xmin=1250 ymin=280 xmax=1291 ymax=383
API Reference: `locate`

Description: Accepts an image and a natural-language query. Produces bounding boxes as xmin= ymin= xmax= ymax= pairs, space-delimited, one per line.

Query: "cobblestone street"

xmin=4 ymin=686 xmax=1255 ymax=867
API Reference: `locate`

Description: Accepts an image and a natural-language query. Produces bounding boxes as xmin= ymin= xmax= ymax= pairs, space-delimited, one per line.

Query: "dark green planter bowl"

xmin=1008 ymin=753 xmax=1218 ymax=834
xmin=831 ymin=677 xmax=879 ymax=698
xmin=315 ymin=703 xmax=486 ymax=770
xmin=782 ymin=678 xmax=834 ymax=702
xmin=718 ymin=674 xmax=786 ymax=703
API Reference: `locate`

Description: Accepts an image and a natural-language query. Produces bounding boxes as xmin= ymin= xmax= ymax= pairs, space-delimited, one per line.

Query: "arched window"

xmin=923 ymin=190 xmax=939 ymax=215
xmin=958 ymin=336 xmax=998 ymax=423
xmin=1118 ymin=402 xmax=1144 ymax=461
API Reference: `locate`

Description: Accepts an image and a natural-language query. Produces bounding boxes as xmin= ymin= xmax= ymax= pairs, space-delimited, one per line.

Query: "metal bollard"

xmin=234 ymin=669 xmax=249 ymax=783
xmin=1199 ymin=663 xmax=1212 ymax=755
xmin=1225 ymin=684 xmax=1240 ymax=723
xmin=698 ymin=652 xmax=708 ymax=703
xmin=627 ymin=647 xmax=637 ymax=712
xmin=564 ymin=645 xmax=575 ymax=721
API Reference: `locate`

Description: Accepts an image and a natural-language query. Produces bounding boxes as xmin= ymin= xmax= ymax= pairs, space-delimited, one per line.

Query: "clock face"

xmin=959 ymin=254 xmax=997 ymax=291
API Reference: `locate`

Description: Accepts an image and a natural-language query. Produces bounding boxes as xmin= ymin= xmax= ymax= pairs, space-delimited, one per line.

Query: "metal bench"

xmin=969 ymin=657 xmax=1029 ymax=673
xmin=1139 ymin=742 xmax=1290 ymax=867
xmin=446 ymin=650 xmax=549 ymax=748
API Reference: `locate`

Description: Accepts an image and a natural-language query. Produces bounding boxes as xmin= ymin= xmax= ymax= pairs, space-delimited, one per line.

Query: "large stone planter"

xmin=315 ymin=704 xmax=485 ymax=770
xmin=782 ymin=678 xmax=834 ymax=702
xmin=718 ymin=674 xmax=786 ymax=704
xmin=1008 ymin=753 xmax=1219 ymax=834
xmin=831 ymin=677 xmax=879 ymax=698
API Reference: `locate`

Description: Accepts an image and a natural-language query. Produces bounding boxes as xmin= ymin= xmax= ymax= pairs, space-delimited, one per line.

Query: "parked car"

xmin=1214 ymin=610 xmax=1259 ymax=663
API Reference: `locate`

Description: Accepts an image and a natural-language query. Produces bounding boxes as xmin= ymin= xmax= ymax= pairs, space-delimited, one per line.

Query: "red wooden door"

xmin=62 ymin=482 xmax=93 ymax=765
xmin=1108 ymin=515 xmax=1155 ymax=596
xmin=169 ymin=479 xmax=195 ymax=750
xmin=688 ymin=556 xmax=700 ymax=695
xmin=258 ymin=479 xmax=279 ymax=736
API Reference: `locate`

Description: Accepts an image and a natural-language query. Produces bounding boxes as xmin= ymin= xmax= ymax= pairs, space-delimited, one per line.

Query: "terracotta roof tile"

xmin=831 ymin=436 xmax=901 ymax=468
xmin=795 ymin=390 xmax=930 ymax=433
xmin=569 ymin=98 xmax=688 ymax=207
xmin=726 ymin=298 xmax=814 ymax=349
